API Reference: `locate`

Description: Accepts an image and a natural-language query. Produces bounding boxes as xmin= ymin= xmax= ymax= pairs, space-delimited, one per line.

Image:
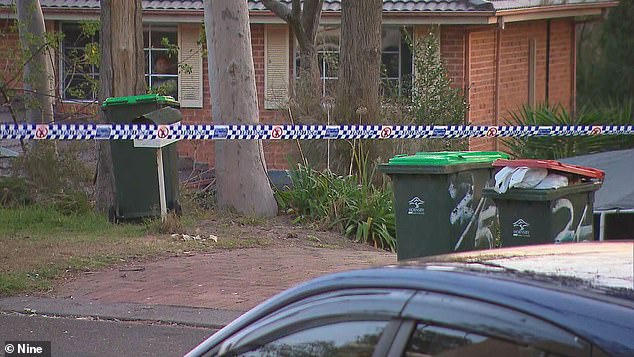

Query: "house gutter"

xmin=495 ymin=2 xmax=618 ymax=16
xmin=496 ymin=2 xmax=617 ymax=23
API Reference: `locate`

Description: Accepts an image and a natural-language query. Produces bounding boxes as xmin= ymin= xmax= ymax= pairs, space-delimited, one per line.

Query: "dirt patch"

xmin=192 ymin=213 xmax=384 ymax=251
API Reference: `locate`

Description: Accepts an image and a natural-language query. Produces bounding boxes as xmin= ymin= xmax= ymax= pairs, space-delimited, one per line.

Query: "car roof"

xmin=187 ymin=242 xmax=634 ymax=357
xmin=415 ymin=241 xmax=634 ymax=294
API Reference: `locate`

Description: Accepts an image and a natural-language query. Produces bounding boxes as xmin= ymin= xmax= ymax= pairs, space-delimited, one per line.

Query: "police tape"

xmin=1 ymin=123 xmax=633 ymax=140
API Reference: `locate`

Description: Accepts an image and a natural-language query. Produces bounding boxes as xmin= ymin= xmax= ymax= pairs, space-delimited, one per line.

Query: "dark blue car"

xmin=186 ymin=242 xmax=634 ymax=357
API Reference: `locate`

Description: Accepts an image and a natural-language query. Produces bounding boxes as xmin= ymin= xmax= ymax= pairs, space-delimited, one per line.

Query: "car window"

xmin=399 ymin=291 xmax=591 ymax=356
xmin=238 ymin=320 xmax=388 ymax=357
xmin=404 ymin=324 xmax=554 ymax=357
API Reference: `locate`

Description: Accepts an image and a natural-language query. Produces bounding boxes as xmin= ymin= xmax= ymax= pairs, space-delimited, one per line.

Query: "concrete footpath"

xmin=0 ymin=296 xmax=242 ymax=329
xmin=0 ymin=312 xmax=216 ymax=357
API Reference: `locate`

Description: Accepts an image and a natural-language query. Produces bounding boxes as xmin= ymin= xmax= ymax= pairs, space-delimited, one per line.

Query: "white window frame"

xmin=292 ymin=25 xmax=414 ymax=98
xmin=144 ymin=24 xmax=179 ymax=100
xmin=59 ymin=22 xmax=184 ymax=102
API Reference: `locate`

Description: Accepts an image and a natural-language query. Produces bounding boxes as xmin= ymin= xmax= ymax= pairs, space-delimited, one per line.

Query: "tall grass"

xmin=275 ymin=161 xmax=396 ymax=252
xmin=0 ymin=206 xmax=145 ymax=238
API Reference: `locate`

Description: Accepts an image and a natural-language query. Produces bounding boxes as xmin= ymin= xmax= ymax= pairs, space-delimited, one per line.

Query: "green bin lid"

xmin=101 ymin=94 xmax=179 ymax=108
xmin=379 ymin=151 xmax=509 ymax=175
xmin=387 ymin=151 xmax=509 ymax=166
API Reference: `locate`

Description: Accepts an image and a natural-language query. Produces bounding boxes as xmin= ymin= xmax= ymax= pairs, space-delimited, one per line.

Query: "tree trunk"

xmin=203 ymin=0 xmax=278 ymax=217
xmin=295 ymin=0 xmax=323 ymax=109
xmin=295 ymin=43 xmax=322 ymax=113
xmin=335 ymin=0 xmax=382 ymax=123
xmin=16 ymin=0 xmax=54 ymax=123
xmin=96 ymin=0 xmax=145 ymax=215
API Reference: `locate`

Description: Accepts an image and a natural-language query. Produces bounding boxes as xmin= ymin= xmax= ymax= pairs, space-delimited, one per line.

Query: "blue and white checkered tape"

xmin=0 ymin=123 xmax=633 ymax=140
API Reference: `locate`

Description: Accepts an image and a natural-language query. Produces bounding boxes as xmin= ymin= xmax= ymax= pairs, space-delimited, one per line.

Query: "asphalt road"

xmin=0 ymin=313 xmax=216 ymax=357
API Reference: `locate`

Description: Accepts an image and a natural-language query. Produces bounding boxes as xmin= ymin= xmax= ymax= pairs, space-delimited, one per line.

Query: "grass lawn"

xmin=0 ymin=206 xmax=261 ymax=296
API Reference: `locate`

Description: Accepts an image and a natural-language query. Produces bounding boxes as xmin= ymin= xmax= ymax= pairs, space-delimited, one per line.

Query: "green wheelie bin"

xmin=101 ymin=94 xmax=181 ymax=221
xmin=379 ymin=151 xmax=509 ymax=260
xmin=482 ymin=159 xmax=603 ymax=246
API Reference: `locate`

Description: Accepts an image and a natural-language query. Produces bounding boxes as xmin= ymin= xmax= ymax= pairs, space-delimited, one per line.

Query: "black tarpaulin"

xmin=560 ymin=149 xmax=634 ymax=211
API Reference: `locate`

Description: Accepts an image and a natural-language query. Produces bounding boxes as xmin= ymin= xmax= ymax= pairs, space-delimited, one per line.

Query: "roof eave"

xmin=0 ymin=1 xmax=618 ymax=24
xmin=496 ymin=1 xmax=618 ymax=22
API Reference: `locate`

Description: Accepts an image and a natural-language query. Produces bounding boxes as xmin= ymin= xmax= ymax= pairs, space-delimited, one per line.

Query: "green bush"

xmin=10 ymin=142 xmax=94 ymax=214
xmin=51 ymin=191 xmax=92 ymax=215
xmin=275 ymin=164 xmax=396 ymax=252
xmin=503 ymin=100 xmax=634 ymax=159
xmin=409 ymin=28 xmax=468 ymax=128
xmin=0 ymin=176 xmax=34 ymax=208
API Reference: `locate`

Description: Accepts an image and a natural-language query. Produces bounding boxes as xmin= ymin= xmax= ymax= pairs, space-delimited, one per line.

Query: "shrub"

xmin=10 ymin=141 xmax=94 ymax=214
xmin=275 ymin=163 xmax=396 ymax=252
xmin=182 ymin=185 xmax=216 ymax=211
xmin=409 ymin=28 xmax=468 ymax=129
xmin=145 ymin=212 xmax=184 ymax=235
xmin=504 ymin=101 xmax=634 ymax=159
xmin=0 ymin=176 xmax=34 ymax=208
xmin=51 ymin=191 xmax=92 ymax=215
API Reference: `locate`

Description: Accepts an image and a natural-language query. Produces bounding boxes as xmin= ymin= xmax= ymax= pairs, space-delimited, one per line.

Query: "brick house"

xmin=0 ymin=0 xmax=616 ymax=170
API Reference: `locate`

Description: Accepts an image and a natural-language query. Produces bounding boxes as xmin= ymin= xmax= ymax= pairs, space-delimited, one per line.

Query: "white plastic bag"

xmin=493 ymin=166 xmax=516 ymax=193
xmin=534 ymin=174 xmax=568 ymax=189
xmin=513 ymin=168 xmax=548 ymax=188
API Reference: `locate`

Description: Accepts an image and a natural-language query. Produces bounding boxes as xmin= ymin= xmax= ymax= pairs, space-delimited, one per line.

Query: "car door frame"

xmin=214 ymin=288 xmax=417 ymax=356
xmin=384 ymin=290 xmax=593 ymax=357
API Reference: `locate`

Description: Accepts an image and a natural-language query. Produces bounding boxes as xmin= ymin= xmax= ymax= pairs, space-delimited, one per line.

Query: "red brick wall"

xmin=547 ymin=19 xmax=573 ymax=109
xmin=467 ymin=20 xmax=573 ymax=151
xmin=0 ymin=20 xmax=21 ymax=96
xmin=440 ymin=26 xmax=466 ymax=92
xmin=467 ymin=29 xmax=497 ymax=151
xmin=498 ymin=21 xmax=548 ymax=119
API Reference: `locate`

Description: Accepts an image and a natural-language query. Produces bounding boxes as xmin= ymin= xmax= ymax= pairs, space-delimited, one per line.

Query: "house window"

xmin=317 ymin=26 xmax=340 ymax=98
xmin=144 ymin=25 xmax=179 ymax=99
xmin=60 ymin=23 xmax=199 ymax=104
xmin=293 ymin=26 xmax=340 ymax=98
xmin=293 ymin=25 xmax=413 ymax=98
xmin=381 ymin=26 xmax=413 ymax=97
xmin=60 ymin=22 xmax=100 ymax=101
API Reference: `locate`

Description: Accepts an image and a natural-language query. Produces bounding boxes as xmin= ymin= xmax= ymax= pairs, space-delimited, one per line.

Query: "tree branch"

xmin=261 ymin=0 xmax=292 ymax=23
xmin=291 ymin=0 xmax=301 ymax=21
xmin=0 ymin=85 xmax=27 ymax=153
xmin=262 ymin=0 xmax=305 ymax=49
